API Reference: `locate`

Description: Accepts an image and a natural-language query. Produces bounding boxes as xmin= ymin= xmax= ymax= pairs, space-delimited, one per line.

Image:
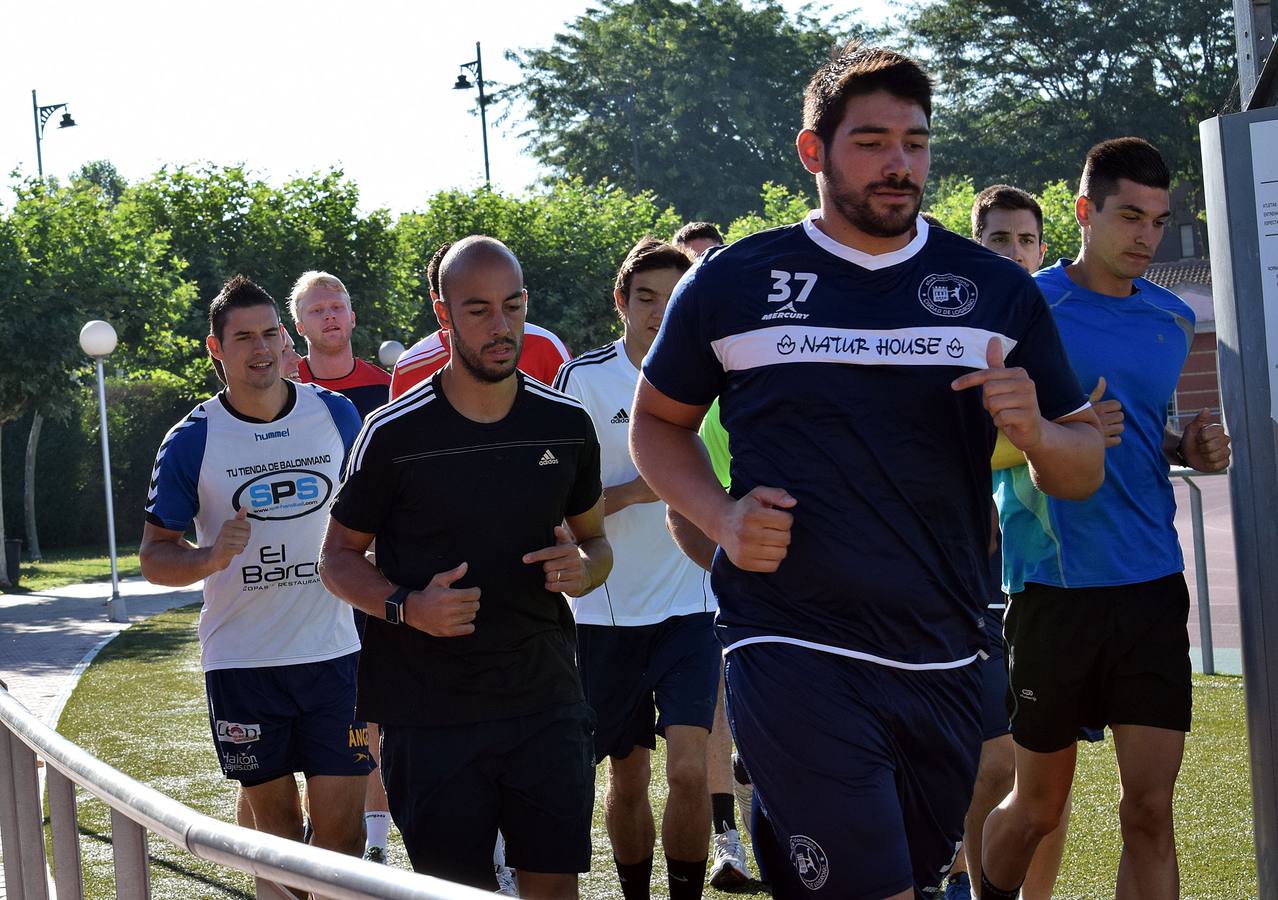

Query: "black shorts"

xmin=203 ymin=652 xmax=374 ymax=787
xmin=1005 ymin=573 xmax=1192 ymax=753
xmin=379 ymin=701 xmax=596 ymax=888
xmin=577 ymin=611 xmax=720 ymax=762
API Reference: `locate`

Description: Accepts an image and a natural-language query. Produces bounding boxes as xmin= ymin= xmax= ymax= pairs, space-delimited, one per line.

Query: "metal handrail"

xmin=1170 ymin=465 xmax=1227 ymax=676
xmin=0 ymin=688 xmax=491 ymax=899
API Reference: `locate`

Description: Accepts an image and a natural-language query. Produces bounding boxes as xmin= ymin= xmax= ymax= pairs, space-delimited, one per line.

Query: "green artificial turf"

xmin=52 ymin=605 xmax=1256 ymax=898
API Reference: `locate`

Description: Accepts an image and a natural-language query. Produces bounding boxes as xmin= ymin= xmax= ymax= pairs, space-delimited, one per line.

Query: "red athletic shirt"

xmin=298 ymin=357 xmax=391 ymax=421
xmin=389 ymin=322 xmax=572 ymax=400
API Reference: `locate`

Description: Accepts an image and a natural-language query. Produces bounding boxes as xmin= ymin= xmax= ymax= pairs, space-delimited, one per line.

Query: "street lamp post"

xmin=79 ymin=321 xmax=126 ymax=623
xmin=31 ymin=89 xmax=77 ymax=179
xmin=453 ymin=41 xmax=491 ymax=185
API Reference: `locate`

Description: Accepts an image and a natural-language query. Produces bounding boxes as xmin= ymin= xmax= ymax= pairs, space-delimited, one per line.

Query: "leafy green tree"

xmin=394 ymin=179 xmax=681 ymax=353
xmin=902 ymin=0 xmax=1236 ymax=189
xmin=1 ymin=175 xmax=195 ymax=559
xmin=723 ymin=181 xmax=813 ymax=242
xmin=507 ymin=0 xmax=860 ymax=223
xmin=123 ymin=165 xmax=405 ymax=367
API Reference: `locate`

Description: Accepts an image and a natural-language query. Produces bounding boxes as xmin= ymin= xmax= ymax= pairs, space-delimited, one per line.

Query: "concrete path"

xmin=0 ymin=577 xmax=200 ymax=900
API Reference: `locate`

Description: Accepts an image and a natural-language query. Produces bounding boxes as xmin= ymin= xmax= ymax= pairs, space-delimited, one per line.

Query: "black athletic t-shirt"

xmin=330 ymin=371 xmax=603 ymax=726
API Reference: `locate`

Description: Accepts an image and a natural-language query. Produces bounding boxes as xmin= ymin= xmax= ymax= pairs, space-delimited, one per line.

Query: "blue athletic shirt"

xmin=642 ymin=214 xmax=1087 ymax=668
xmin=996 ymin=260 xmax=1194 ymax=593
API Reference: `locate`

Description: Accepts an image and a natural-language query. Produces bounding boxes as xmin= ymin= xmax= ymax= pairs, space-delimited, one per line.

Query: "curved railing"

xmin=0 ymin=687 xmax=490 ymax=899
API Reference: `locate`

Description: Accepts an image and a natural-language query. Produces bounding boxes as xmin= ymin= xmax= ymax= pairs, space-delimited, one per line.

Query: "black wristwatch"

xmin=384 ymin=586 xmax=412 ymax=626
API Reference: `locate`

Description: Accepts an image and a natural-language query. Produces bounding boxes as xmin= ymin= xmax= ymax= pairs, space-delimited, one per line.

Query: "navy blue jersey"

xmin=642 ymin=215 xmax=1086 ymax=667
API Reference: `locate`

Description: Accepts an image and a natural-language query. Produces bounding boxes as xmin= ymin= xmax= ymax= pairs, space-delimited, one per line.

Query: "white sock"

xmin=364 ymin=812 xmax=390 ymax=850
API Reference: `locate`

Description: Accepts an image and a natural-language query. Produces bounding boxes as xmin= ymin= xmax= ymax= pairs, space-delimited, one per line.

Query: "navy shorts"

xmin=204 ymin=652 xmax=374 ymax=787
xmin=725 ymin=641 xmax=980 ymax=899
xmin=1005 ymin=574 xmax=1191 ymax=753
xmin=577 ymin=611 xmax=719 ymax=762
xmin=380 ymin=701 xmax=596 ymax=888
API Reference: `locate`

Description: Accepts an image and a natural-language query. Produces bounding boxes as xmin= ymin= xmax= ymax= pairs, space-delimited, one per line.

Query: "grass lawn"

xmin=54 ymin=605 xmax=1256 ymax=898
xmin=0 ymin=542 xmax=141 ymax=595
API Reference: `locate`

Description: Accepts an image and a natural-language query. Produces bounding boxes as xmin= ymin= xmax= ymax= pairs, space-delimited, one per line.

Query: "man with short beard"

xmin=319 ymin=236 xmax=611 ymax=898
xmin=629 ymin=43 xmax=1105 ymax=899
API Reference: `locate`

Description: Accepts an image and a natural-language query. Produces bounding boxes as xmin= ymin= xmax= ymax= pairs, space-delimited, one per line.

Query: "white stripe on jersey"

xmin=553 ymin=344 xmax=617 ymax=392
xmin=523 ymin=379 xmax=586 ymax=411
xmin=145 ymin=405 xmax=209 ymax=511
xmin=722 ymin=635 xmax=981 ymax=671
xmin=348 ymin=386 xmax=437 ymax=474
xmin=710 ymin=325 xmax=1019 ymax=373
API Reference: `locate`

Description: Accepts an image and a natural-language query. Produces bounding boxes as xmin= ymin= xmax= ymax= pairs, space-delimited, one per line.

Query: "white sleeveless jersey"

xmin=554 ymin=340 xmax=715 ymax=626
xmin=145 ymin=382 xmax=363 ymax=671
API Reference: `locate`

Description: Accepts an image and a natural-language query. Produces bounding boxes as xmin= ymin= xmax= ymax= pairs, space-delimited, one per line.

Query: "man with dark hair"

xmin=971 ymin=184 xmax=1045 ymax=273
xmin=982 ymin=138 xmax=1230 ymax=900
xmin=672 ymin=222 xmax=725 ymax=259
xmin=391 ymin=240 xmax=572 ymax=397
xmin=140 ymin=275 xmax=370 ymax=858
xmin=554 ymin=238 xmax=721 ymax=899
xmin=630 ymin=41 xmax=1104 ymax=899
xmin=319 ymin=236 xmax=611 ymax=897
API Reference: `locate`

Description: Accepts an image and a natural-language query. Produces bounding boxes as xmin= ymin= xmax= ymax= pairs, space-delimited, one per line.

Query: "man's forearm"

xmin=631 ymin=411 xmax=734 ymax=544
xmin=318 ymin=545 xmax=395 ymax=617
xmin=1026 ymin=419 xmax=1105 ymax=499
xmin=139 ymin=539 xmax=220 ymax=587
xmin=667 ymin=508 xmax=717 ymax=571
xmin=579 ymin=536 xmax=613 ymax=591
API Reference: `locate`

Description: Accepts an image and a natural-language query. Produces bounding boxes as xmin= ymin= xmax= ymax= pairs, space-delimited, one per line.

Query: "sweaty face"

xmin=210 ymin=304 xmax=283 ymax=392
xmin=979 ymin=208 xmax=1046 ymax=274
xmin=297 ymin=287 xmax=355 ymax=353
xmin=819 ymin=90 xmax=930 ymax=238
xmin=1082 ymin=178 xmax=1170 ymax=281
xmin=617 ymin=266 xmax=684 ymax=357
xmin=441 ymin=257 xmax=527 ymax=384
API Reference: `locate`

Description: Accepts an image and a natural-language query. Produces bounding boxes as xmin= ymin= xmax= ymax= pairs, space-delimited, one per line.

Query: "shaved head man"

xmin=321 ymin=235 xmax=612 ymax=897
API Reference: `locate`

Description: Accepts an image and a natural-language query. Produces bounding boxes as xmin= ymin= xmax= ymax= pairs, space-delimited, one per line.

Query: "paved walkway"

xmin=0 ymin=577 xmax=200 ymax=900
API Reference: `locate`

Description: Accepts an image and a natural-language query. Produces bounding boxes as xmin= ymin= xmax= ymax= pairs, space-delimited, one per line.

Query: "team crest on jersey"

xmin=918 ymin=273 xmax=978 ymax=318
xmin=789 ymin=835 xmax=830 ymax=890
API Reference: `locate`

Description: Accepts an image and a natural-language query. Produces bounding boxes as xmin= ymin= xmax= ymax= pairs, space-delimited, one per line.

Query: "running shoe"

xmin=943 ymin=870 xmax=971 ymax=900
xmin=709 ymin=828 xmax=750 ymax=889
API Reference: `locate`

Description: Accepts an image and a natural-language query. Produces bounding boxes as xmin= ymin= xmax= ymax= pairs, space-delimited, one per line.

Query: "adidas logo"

xmin=611 ymin=408 xmax=630 ymax=424
xmin=538 ymin=449 xmax=559 ymax=466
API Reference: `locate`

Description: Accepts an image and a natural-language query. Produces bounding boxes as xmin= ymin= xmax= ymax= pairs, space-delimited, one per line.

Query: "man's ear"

xmin=614 ymin=287 xmax=627 ymax=317
xmin=206 ymin=333 xmax=223 ymax=361
xmin=433 ymin=296 xmax=452 ymax=331
xmin=796 ymin=129 xmax=825 ymax=176
xmin=1075 ymin=195 xmax=1091 ymax=228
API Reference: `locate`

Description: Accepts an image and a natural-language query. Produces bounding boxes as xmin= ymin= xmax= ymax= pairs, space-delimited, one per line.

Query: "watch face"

xmin=385 ymin=599 xmax=402 ymax=625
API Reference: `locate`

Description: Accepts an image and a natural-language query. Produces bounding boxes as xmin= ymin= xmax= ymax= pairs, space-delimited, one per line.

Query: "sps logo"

xmin=232 ymin=469 xmax=331 ymax=520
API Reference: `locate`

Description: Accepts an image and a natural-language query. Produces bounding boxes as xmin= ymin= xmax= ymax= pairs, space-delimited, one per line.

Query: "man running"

xmin=288 ymin=269 xmax=393 ymax=863
xmin=630 ymin=43 xmax=1104 ymax=898
xmin=140 ymin=275 xmax=370 ymax=857
xmin=981 ymin=138 xmax=1230 ymax=900
xmin=554 ymin=237 xmax=719 ymax=899
xmin=320 ymin=236 xmax=611 ymax=897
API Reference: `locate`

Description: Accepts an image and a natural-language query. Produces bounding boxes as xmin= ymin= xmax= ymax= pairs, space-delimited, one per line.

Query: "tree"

xmin=902 ymin=0 xmax=1236 ymax=189
xmin=724 ymin=181 xmax=813 ymax=242
xmin=1 ymin=175 xmax=195 ymax=560
xmin=394 ymin=179 xmax=682 ymax=353
xmin=507 ymin=0 xmax=861 ymax=223
xmin=124 ymin=165 xmax=405 ymax=367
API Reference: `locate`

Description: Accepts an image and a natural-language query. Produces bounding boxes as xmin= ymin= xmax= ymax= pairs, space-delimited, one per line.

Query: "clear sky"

xmin=2 ymin=0 xmax=894 ymax=215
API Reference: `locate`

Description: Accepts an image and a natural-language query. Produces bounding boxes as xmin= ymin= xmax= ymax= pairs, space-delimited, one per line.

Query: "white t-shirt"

xmin=145 ymin=381 xmax=362 ymax=671
xmin=553 ymin=340 xmax=715 ymax=626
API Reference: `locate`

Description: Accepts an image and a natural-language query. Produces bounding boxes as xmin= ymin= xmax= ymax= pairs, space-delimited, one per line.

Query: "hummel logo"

xmin=539 ymin=450 xmax=559 ymax=466
xmin=611 ymin=408 xmax=630 ymax=424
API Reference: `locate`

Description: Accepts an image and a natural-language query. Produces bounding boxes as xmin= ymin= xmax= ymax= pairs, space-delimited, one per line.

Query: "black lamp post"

xmin=31 ymin=89 xmax=77 ymax=179
xmin=453 ymin=41 xmax=491 ymax=185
